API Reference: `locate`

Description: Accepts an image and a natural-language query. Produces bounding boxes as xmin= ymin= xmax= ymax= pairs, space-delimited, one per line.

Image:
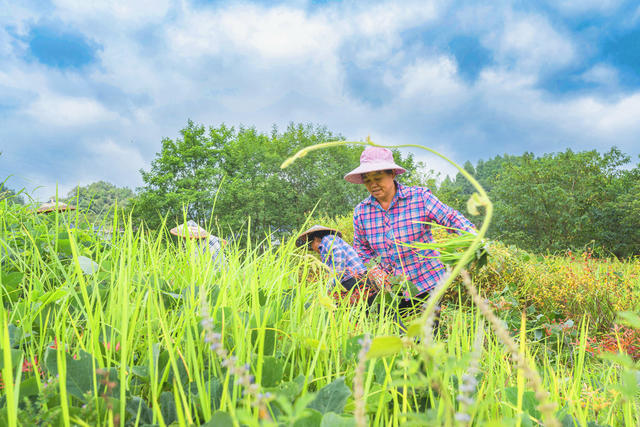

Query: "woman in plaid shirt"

xmin=345 ymin=146 xmax=476 ymax=318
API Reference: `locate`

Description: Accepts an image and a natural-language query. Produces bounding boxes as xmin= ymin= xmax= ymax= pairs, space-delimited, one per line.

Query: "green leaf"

xmin=277 ymin=375 xmax=305 ymax=402
xmin=19 ymin=377 xmax=40 ymax=399
xmin=202 ymin=410 xmax=233 ymax=427
xmin=320 ymin=412 xmax=356 ymax=427
xmin=0 ymin=271 xmax=23 ymax=287
xmin=159 ymin=391 xmax=177 ymax=425
xmin=467 ymin=192 xmax=487 ymax=216
xmin=44 ymin=348 xmax=118 ymax=402
xmin=0 ymin=349 xmax=23 ymax=370
xmin=504 ymin=387 xmax=540 ymax=420
xmin=125 ymin=396 xmax=154 ymax=424
xmin=345 ymin=334 xmax=365 ymax=360
xmin=262 ymin=356 xmax=284 ymax=387
xmin=308 ymin=377 xmax=351 ymax=415
xmin=294 ymin=408 xmax=323 ymax=427
xmin=367 ymin=336 xmax=403 ymax=359
xmin=76 ymin=255 xmax=99 ymax=275
xmin=8 ymin=325 xmax=23 ymax=348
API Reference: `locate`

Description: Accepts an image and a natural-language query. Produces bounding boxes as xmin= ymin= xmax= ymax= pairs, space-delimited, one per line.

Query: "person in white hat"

xmin=345 ymin=146 xmax=477 ymax=320
xmin=171 ymin=220 xmax=227 ymax=267
xmin=37 ymin=199 xmax=76 ymax=214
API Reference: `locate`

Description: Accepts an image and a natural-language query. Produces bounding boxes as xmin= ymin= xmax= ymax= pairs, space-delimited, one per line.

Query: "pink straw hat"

xmin=344 ymin=146 xmax=406 ymax=184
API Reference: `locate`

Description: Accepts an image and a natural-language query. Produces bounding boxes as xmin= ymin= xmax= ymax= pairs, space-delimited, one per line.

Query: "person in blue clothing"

xmin=296 ymin=225 xmax=375 ymax=299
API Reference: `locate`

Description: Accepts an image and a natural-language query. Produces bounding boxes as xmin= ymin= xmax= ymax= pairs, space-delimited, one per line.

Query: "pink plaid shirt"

xmin=353 ymin=182 xmax=475 ymax=297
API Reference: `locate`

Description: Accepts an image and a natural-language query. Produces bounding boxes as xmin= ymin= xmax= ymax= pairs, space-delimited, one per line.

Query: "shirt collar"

xmin=363 ymin=181 xmax=408 ymax=208
xmin=318 ymin=234 xmax=334 ymax=252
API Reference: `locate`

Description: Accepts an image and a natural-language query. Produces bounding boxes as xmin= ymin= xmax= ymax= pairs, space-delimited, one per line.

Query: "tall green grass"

xmin=1 ymin=199 xmax=638 ymax=425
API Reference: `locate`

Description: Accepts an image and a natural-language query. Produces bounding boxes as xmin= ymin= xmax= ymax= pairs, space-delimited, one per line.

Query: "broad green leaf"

xmin=0 ymin=348 xmax=22 ymax=370
xmin=366 ymin=336 xmax=403 ymax=359
xmin=0 ymin=271 xmax=23 ymax=287
xmin=320 ymin=412 xmax=356 ymax=427
xmin=8 ymin=325 xmax=23 ymax=347
xmin=159 ymin=391 xmax=177 ymax=425
xmin=308 ymin=377 xmax=351 ymax=415
xmin=262 ymin=356 xmax=284 ymax=387
xmin=504 ymin=387 xmax=540 ymax=420
xmin=19 ymin=377 xmax=40 ymax=399
xmin=125 ymin=396 xmax=154 ymax=424
xmin=294 ymin=408 xmax=323 ymax=427
xmin=76 ymin=255 xmax=99 ymax=275
xmin=203 ymin=411 xmax=233 ymax=427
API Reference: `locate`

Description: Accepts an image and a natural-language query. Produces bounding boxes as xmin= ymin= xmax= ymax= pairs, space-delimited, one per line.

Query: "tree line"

xmin=2 ymin=123 xmax=638 ymax=257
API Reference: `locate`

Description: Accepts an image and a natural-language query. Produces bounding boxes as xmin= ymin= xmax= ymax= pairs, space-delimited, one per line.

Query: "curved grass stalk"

xmin=281 ymin=138 xmax=562 ymax=427
xmin=280 ymin=137 xmax=491 ymax=324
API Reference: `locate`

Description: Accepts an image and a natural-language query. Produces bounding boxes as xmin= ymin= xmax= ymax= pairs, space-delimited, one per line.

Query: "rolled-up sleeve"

xmin=422 ymin=189 xmax=476 ymax=234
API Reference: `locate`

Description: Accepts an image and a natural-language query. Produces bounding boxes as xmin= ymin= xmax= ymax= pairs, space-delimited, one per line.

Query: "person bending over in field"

xmin=171 ymin=220 xmax=227 ymax=268
xmin=296 ymin=225 xmax=377 ymax=306
xmin=344 ymin=146 xmax=477 ymax=324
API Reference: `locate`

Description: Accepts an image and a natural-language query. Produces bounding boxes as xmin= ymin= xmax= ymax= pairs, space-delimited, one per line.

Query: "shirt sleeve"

xmin=353 ymin=205 xmax=375 ymax=265
xmin=422 ymin=188 xmax=476 ymax=234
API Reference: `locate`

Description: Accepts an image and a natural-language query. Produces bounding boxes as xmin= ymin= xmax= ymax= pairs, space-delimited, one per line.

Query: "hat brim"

xmin=170 ymin=226 xmax=209 ymax=239
xmin=295 ymin=226 xmax=342 ymax=247
xmin=37 ymin=204 xmax=76 ymax=213
xmin=344 ymin=161 xmax=406 ymax=184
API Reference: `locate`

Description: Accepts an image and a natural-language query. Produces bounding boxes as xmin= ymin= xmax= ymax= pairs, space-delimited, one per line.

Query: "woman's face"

xmin=310 ymin=236 xmax=322 ymax=253
xmin=362 ymin=170 xmax=396 ymax=202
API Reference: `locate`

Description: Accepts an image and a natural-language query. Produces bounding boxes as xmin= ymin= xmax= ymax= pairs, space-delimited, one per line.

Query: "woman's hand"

xmin=367 ymin=265 xmax=391 ymax=292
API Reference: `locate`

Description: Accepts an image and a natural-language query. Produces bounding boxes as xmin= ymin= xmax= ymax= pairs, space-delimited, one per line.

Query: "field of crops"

xmin=1 ymin=200 xmax=639 ymax=426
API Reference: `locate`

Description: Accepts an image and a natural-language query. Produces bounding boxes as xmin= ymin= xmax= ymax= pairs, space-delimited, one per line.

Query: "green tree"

xmin=491 ymin=148 xmax=639 ymax=256
xmin=63 ymin=181 xmax=134 ymax=222
xmin=0 ymin=183 xmax=25 ymax=205
xmin=133 ymin=121 xmax=424 ymax=236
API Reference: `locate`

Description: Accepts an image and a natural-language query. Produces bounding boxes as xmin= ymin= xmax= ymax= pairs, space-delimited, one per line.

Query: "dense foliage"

xmin=132 ymin=121 xmax=425 ymax=236
xmin=62 ymin=181 xmax=134 ymax=224
xmin=437 ymin=148 xmax=640 ymax=257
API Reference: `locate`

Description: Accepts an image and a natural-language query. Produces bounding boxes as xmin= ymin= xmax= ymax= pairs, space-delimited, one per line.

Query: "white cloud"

xmin=26 ymin=92 xmax=119 ymax=127
xmin=168 ymin=4 xmax=340 ymax=61
xmin=1 ymin=0 xmax=640 ymax=200
xmin=496 ymin=14 xmax=576 ymax=72
xmin=396 ymin=56 xmax=465 ymax=102
xmin=581 ymin=64 xmax=619 ymax=86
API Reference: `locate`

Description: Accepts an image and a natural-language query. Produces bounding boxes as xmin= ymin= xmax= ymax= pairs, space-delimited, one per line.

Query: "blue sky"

xmin=1 ymin=0 xmax=639 ymax=201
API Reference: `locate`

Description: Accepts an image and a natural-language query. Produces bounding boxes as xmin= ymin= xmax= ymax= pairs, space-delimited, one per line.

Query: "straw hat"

xmin=344 ymin=146 xmax=406 ymax=184
xmin=170 ymin=220 xmax=209 ymax=239
xmin=37 ymin=199 xmax=76 ymax=214
xmin=295 ymin=225 xmax=342 ymax=248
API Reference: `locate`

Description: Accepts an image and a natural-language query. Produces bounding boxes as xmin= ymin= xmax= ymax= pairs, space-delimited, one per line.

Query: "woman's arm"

xmin=422 ymin=188 xmax=476 ymax=234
